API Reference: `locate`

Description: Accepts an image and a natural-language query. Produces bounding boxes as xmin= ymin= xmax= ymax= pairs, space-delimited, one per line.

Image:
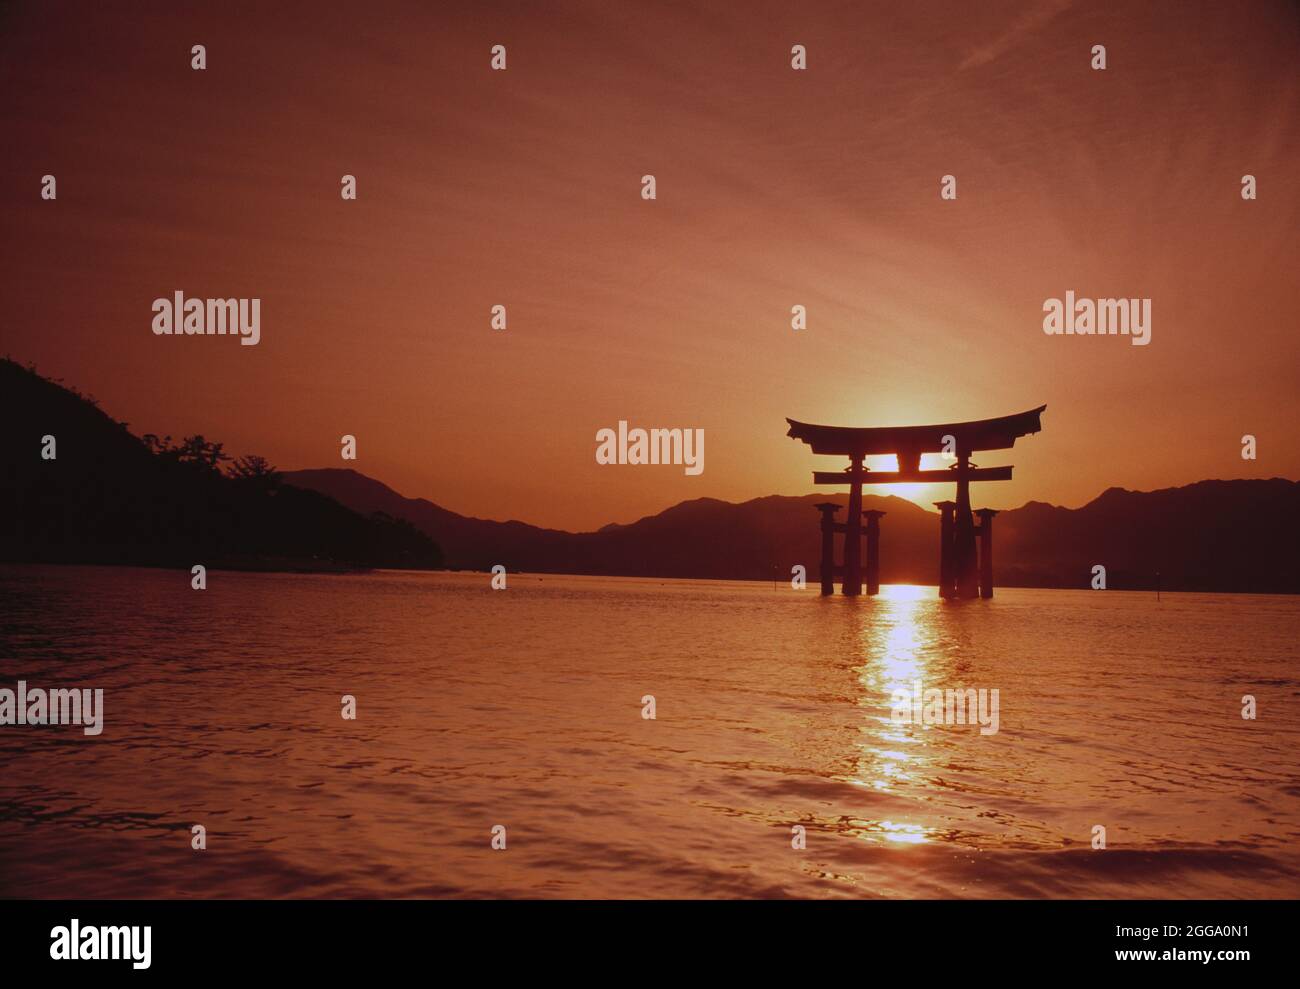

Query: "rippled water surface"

xmin=1 ymin=564 xmax=1297 ymax=898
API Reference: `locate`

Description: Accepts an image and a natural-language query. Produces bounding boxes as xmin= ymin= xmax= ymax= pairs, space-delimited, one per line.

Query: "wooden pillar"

xmin=814 ymin=503 xmax=840 ymax=596
xmin=842 ymin=453 xmax=864 ymax=596
xmin=954 ymin=452 xmax=979 ymax=598
xmin=934 ymin=500 xmax=955 ymax=598
xmin=863 ymin=510 xmax=885 ymax=595
xmin=976 ymin=509 xmax=998 ymax=599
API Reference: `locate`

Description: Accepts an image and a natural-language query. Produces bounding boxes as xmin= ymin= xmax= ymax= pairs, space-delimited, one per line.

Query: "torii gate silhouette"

xmin=786 ymin=405 xmax=1045 ymax=598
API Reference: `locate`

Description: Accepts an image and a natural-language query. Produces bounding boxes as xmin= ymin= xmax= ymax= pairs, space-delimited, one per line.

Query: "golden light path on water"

xmin=853 ymin=585 xmax=939 ymax=846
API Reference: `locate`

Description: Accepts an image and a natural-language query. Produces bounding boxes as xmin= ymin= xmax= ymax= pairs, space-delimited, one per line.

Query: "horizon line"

xmin=280 ymin=465 xmax=1299 ymax=535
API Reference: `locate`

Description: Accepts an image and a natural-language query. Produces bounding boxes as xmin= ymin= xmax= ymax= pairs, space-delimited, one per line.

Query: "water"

xmin=1 ymin=564 xmax=1297 ymax=898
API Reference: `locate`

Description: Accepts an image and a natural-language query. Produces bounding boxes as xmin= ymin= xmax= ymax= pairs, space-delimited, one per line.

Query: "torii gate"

xmin=786 ymin=406 xmax=1045 ymax=598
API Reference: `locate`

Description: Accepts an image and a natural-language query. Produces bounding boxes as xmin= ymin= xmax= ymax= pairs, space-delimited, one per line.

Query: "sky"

xmin=2 ymin=0 xmax=1297 ymax=531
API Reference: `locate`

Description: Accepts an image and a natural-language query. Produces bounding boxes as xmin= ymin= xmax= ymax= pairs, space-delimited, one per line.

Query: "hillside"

xmin=0 ymin=359 xmax=442 ymax=571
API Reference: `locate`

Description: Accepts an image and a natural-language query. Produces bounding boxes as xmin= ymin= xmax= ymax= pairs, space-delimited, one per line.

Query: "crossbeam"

xmin=812 ymin=466 xmax=1014 ymax=485
xmin=787 ymin=405 xmax=1045 ymax=457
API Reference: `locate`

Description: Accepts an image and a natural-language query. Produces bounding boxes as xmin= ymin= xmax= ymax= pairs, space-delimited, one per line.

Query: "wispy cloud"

xmin=959 ymin=0 xmax=1075 ymax=70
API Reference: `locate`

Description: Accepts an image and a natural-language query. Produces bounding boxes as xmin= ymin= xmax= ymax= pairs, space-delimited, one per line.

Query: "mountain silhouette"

xmin=5 ymin=357 xmax=1294 ymax=591
xmin=283 ymin=468 xmax=1300 ymax=593
xmin=0 ymin=359 xmax=442 ymax=571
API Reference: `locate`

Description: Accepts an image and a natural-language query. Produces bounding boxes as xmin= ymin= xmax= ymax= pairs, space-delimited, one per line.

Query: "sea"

xmin=1 ymin=565 xmax=1296 ymax=898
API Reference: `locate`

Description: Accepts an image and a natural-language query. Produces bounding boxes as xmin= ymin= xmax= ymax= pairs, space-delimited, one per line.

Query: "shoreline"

xmin=3 ymin=559 xmax=1298 ymax=596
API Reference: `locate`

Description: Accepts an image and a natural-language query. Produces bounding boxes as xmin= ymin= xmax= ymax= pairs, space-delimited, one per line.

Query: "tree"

xmin=141 ymin=433 xmax=178 ymax=459
xmin=229 ymin=454 xmax=282 ymax=490
xmin=175 ymin=435 xmax=230 ymax=473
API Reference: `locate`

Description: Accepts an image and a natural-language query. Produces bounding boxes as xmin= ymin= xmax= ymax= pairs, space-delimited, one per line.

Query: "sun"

xmin=863 ymin=455 xmax=948 ymax=510
xmin=879 ymin=482 xmax=948 ymax=510
xmin=886 ymin=482 xmax=928 ymax=503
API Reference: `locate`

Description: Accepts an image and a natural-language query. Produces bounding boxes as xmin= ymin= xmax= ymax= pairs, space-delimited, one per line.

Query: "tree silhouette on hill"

xmin=0 ymin=358 xmax=442 ymax=572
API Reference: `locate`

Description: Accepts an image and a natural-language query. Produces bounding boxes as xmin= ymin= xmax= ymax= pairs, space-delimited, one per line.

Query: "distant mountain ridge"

xmin=5 ymin=356 xmax=1293 ymax=591
xmin=282 ymin=468 xmax=1300 ymax=593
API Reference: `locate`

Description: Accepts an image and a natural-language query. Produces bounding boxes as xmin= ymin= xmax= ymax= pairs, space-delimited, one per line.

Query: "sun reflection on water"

xmin=852 ymin=584 xmax=941 ymax=844
xmin=877 ymin=820 xmax=930 ymax=844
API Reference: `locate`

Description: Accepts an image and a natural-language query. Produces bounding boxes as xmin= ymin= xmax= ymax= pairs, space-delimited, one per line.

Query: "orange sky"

xmin=2 ymin=1 xmax=1297 ymax=531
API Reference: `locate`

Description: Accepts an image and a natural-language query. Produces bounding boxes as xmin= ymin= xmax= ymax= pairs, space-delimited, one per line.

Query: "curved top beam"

xmin=786 ymin=405 xmax=1046 ymax=457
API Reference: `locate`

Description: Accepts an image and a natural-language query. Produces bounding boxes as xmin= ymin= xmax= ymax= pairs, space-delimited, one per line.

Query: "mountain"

xmin=5 ymin=358 xmax=1294 ymax=591
xmin=994 ymin=481 xmax=1298 ymax=592
xmin=0 ymin=359 xmax=442 ymax=570
xmin=282 ymin=469 xmax=1300 ymax=593
xmin=283 ymin=467 xmax=940 ymax=582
